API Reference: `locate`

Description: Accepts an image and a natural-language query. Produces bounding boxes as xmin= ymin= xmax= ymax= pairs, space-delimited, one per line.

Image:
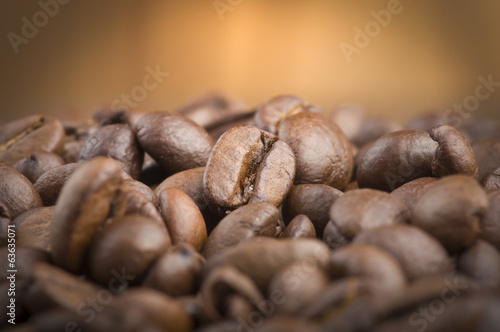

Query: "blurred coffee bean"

xmin=203 ymin=125 xmax=295 ymax=213
xmin=480 ymin=167 xmax=500 ymax=190
xmin=139 ymin=152 xmax=168 ymax=186
xmin=14 ymin=206 xmax=55 ymax=252
xmin=458 ymin=240 xmax=500 ymax=292
xmin=282 ymin=214 xmax=317 ymax=239
xmin=278 ymin=112 xmax=353 ymax=190
xmin=472 ymin=139 xmax=500 ymax=180
xmin=323 ymin=221 xmax=350 ymax=250
xmin=412 ymin=175 xmax=489 ymax=253
xmin=34 ymin=163 xmax=81 ymax=206
xmin=207 ymin=111 xmax=256 ymax=141
xmin=93 ymin=108 xmax=129 ymax=126
xmin=110 ymin=182 xmax=163 ymax=222
xmin=13 ymin=151 xmax=65 ymax=183
xmin=390 ymin=177 xmax=437 ymax=215
xmin=461 ymin=117 xmax=500 ymax=142
xmin=0 ymin=201 xmax=10 ymax=247
xmin=479 ymin=190 xmax=500 ymax=250
xmin=124 ymin=178 xmax=159 ymax=207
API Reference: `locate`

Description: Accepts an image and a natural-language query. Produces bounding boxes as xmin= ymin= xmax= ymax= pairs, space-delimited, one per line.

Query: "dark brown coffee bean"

xmin=143 ymin=244 xmax=205 ymax=297
xmin=268 ymin=260 xmax=330 ymax=315
xmin=328 ymin=244 xmax=407 ymax=296
xmin=207 ymin=111 xmax=257 ymax=141
xmin=278 ymin=112 xmax=353 ymax=190
xmin=328 ymin=189 xmax=409 ymax=240
xmin=353 ymin=224 xmax=451 ymax=281
xmin=136 ymin=111 xmax=214 ymax=175
xmin=109 ymin=182 xmax=163 ymax=223
xmin=461 ymin=117 xmax=500 ymax=142
xmin=51 ymin=157 xmax=123 ymax=273
xmin=117 ymin=288 xmax=192 ymax=332
xmin=93 ymin=107 xmax=129 ymax=126
xmin=282 ymin=214 xmax=317 ymax=239
xmin=87 ymin=215 xmax=170 ymax=286
xmin=204 ymin=237 xmax=330 ymax=293
xmin=323 ymin=221 xmax=350 ymax=250
xmin=34 ymin=163 xmax=81 ymax=206
xmin=344 ymin=181 xmax=359 ymax=192
xmin=0 ymin=201 xmax=10 ymax=247
xmin=203 ymin=125 xmax=295 ymax=212
xmin=390 ymin=177 xmax=437 ymax=215
xmin=0 ymin=115 xmax=65 ymax=166
xmin=458 ymin=240 xmax=500 ymax=292
xmin=124 ymin=179 xmax=159 ymax=206
xmin=254 ymin=95 xmax=321 ymax=134
xmin=201 ymin=265 xmax=266 ymax=322
xmin=255 ymin=316 xmax=321 ymax=332
xmin=479 ymin=190 xmax=500 ymax=251
xmin=79 ymin=123 xmax=143 ymax=179
xmin=0 ymin=246 xmax=49 ymax=281
xmin=350 ymin=141 xmax=374 ymax=182
xmin=472 ymin=139 xmax=500 ymax=180
xmin=406 ymin=113 xmax=448 ymax=132
xmin=429 ymin=125 xmax=478 ymax=179
xmin=412 ymin=175 xmax=489 ymax=253
xmin=282 ymin=184 xmax=343 ymax=237
xmin=139 ymin=152 xmax=168 ymax=186
xmin=0 ymin=163 xmax=43 ymax=219
xmin=480 ymin=166 xmax=500 ymax=190
xmin=202 ymin=202 xmax=278 ymax=258
xmin=13 ymin=151 xmax=65 ymax=183
xmin=159 ymin=188 xmax=207 ymax=252
xmin=14 ymin=206 xmax=55 ymax=252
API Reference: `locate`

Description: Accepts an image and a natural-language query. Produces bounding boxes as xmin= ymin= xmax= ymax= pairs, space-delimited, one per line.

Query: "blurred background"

xmin=1 ymin=0 xmax=499 ymax=124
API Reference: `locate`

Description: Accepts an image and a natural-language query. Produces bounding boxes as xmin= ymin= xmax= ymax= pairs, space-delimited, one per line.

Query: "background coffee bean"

xmin=390 ymin=177 xmax=438 ymax=216
xmin=458 ymin=240 xmax=500 ymax=292
xmin=412 ymin=175 xmax=489 ymax=253
xmin=124 ymin=178 xmax=159 ymax=207
xmin=480 ymin=167 xmax=500 ymax=190
xmin=136 ymin=111 xmax=214 ymax=175
xmin=34 ymin=163 xmax=82 ymax=206
xmin=479 ymin=189 xmax=500 ymax=251
xmin=278 ymin=112 xmax=353 ymax=190
xmin=13 ymin=151 xmax=65 ymax=183
xmin=323 ymin=221 xmax=350 ymax=250
xmin=14 ymin=206 xmax=55 ymax=252
xmin=472 ymin=139 xmax=500 ymax=180
xmin=282 ymin=214 xmax=317 ymax=239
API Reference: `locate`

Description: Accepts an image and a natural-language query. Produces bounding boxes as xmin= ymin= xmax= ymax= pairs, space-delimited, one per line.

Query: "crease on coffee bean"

xmin=0 ymin=118 xmax=45 ymax=152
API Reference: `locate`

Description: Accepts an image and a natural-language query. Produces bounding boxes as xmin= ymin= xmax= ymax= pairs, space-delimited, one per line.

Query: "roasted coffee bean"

xmin=328 ymin=244 xmax=407 ymax=296
xmin=79 ymin=123 xmax=143 ymax=179
xmin=255 ymin=316 xmax=320 ymax=332
xmin=322 ymin=221 xmax=350 ymax=250
xmin=254 ymin=95 xmax=321 ymax=134
xmin=203 ymin=125 xmax=295 ymax=212
xmin=278 ymin=112 xmax=353 ymax=190
xmin=358 ymin=125 xmax=477 ymax=192
xmin=0 ymin=163 xmax=43 ymax=219
xmin=412 ymin=175 xmax=489 ymax=253
xmin=202 ymin=202 xmax=278 ymax=258
xmin=479 ymin=190 xmax=500 ymax=251
xmin=472 ymin=139 xmax=500 ymax=180
xmin=87 ymin=215 xmax=170 ymax=286
xmin=204 ymin=237 xmax=330 ymax=293
xmin=390 ymin=177 xmax=437 ymax=215
xmin=144 ymin=244 xmax=205 ymax=297
xmin=34 ymin=163 xmax=81 ymax=206
xmin=124 ymin=178 xmax=159 ymax=206
xmin=458 ymin=240 xmax=500 ymax=292
xmin=93 ymin=108 xmax=129 ymax=126
xmin=461 ymin=117 xmax=500 ymax=142
xmin=351 ymin=141 xmax=374 ymax=182
xmin=480 ymin=166 xmax=500 ymax=190
xmin=405 ymin=113 xmax=448 ymax=132
xmin=109 ymin=182 xmax=162 ymax=223
xmin=136 ymin=111 xmax=214 ymax=175
xmin=282 ymin=214 xmax=317 ymax=239
xmin=159 ymin=188 xmax=207 ymax=252
xmin=139 ymin=152 xmax=168 ymax=186
xmin=13 ymin=151 xmax=65 ymax=183
xmin=353 ymin=224 xmax=451 ymax=280
xmin=282 ymin=184 xmax=343 ymax=237
xmin=0 ymin=246 xmax=49 ymax=282
xmin=344 ymin=181 xmax=359 ymax=192
xmin=51 ymin=157 xmax=123 ymax=273
xmin=0 ymin=115 xmax=65 ymax=166
xmin=268 ymin=260 xmax=330 ymax=315
xmin=0 ymin=201 xmax=10 ymax=247
xmin=328 ymin=189 xmax=409 ymax=240
xmin=14 ymin=206 xmax=55 ymax=252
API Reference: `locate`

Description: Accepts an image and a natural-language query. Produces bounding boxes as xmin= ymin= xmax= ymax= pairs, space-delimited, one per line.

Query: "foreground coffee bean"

xmin=203 ymin=125 xmax=295 ymax=213
xmin=110 ymin=182 xmax=163 ymax=223
xmin=479 ymin=189 xmax=500 ymax=250
xmin=0 ymin=115 xmax=65 ymax=166
xmin=51 ymin=157 xmax=123 ymax=273
xmin=353 ymin=224 xmax=451 ymax=280
xmin=328 ymin=189 xmax=409 ymax=240
xmin=79 ymin=123 xmax=143 ymax=179
xmin=14 ymin=206 xmax=55 ymax=252
xmin=0 ymin=163 xmax=43 ymax=219
xmin=0 ymin=201 xmax=10 ymax=247
xmin=412 ymin=175 xmax=489 ymax=253
xmin=278 ymin=112 xmax=353 ymax=190
xmin=390 ymin=177 xmax=437 ymax=215
xmin=202 ymin=202 xmax=278 ymax=258
xmin=136 ymin=111 xmax=214 ymax=175
xmin=458 ymin=240 xmax=500 ymax=292
xmin=13 ymin=151 xmax=65 ymax=183
xmin=322 ymin=221 xmax=350 ymax=250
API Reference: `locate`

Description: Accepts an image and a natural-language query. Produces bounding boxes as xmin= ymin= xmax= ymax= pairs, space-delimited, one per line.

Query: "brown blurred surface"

xmin=0 ymin=0 xmax=499 ymax=124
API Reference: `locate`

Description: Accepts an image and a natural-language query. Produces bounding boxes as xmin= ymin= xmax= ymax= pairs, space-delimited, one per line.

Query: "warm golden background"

xmin=1 ymin=0 xmax=499 ymax=124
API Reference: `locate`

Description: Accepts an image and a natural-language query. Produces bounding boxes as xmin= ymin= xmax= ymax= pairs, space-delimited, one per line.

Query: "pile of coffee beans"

xmin=1 ymin=93 xmax=500 ymax=332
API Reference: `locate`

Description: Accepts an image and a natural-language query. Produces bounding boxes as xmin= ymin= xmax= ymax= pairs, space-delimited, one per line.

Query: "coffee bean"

xmin=110 ymin=182 xmax=163 ymax=223
xmin=412 ymin=175 xmax=489 ymax=253
xmin=136 ymin=111 xmax=214 ymax=175
xmin=87 ymin=215 xmax=170 ymax=286
xmin=282 ymin=214 xmax=317 ymax=239
xmin=328 ymin=189 xmax=409 ymax=240
xmin=159 ymin=187 xmax=207 ymax=252
xmin=51 ymin=157 xmax=123 ymax=273
xmin=156 ymin=167 xmax=206 ymax=211
xmin=0 ymin=163 xmax=43 ymax=219
xmin=254 ymin=95 xmax=321 ymax=134
xmin=278 ymin=112 xmax=353 ymax=190
xmin=323 ymin=221 xmax=350 ymax=250
xmin=461 ymin=117 xmax=500 ymax=142
xmin=124 ymin=178 xmax=159 ymax=207
xmin=202 ymin=202 xmax=278 ymax=258
xmin=0 ymin=115 xmax=65 ymax=166
xmin=458 ymin=240 xmax=500 ymax=292
xmin=480 ymin=166 xmax=500 ymax=190
xmin=282 ymin=184 xmax=343 ymax=237
xmin=79 ymin=123 xmax=143 ymax=179
xmin=34 ymin=163 xmax=81 ymax=206
xmin=14 ymin=206 xmax=55 ymax=252
xmin=479 ymin=190 xmax=500 ymax=251
xmin=13 ymin=151 xmax=65 ymax=183
xmin=93 ymin=108 xmax=129 ymax=126
xmin=0 ymin=201 xmax=10 ymax=247
xmin=390 ymin=177 xmax=437 ymax=215
xmin=353 ymin=224 xmax=451 ymax=280
xmin=472 ymin=139 xmax=500 ymax=180
xmin=203 ymin=125 xmax=295 ymax=213
xmin=144 ymin=244 xmax=205 ymax=297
